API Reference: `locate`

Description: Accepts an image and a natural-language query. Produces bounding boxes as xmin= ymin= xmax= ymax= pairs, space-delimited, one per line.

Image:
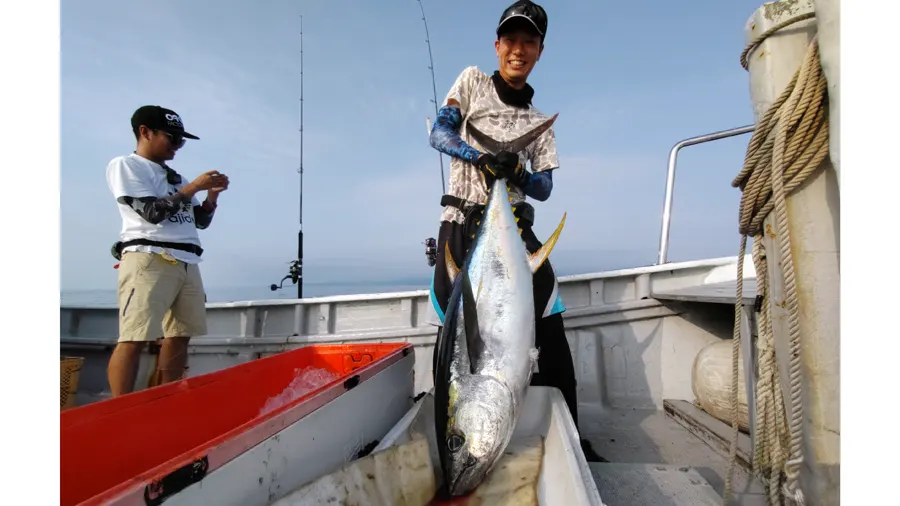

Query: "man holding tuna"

xmin=427 ymin=0 xmax=603 ymax=462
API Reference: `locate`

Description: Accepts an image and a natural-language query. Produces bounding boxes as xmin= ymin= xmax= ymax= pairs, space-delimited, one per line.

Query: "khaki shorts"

xmin=117 ymin=251 xmax=208 ymax=342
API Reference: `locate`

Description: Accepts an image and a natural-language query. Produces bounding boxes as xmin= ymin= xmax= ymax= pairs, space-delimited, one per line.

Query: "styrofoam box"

xmin=375 ymin=386 xmax=607 ymax=506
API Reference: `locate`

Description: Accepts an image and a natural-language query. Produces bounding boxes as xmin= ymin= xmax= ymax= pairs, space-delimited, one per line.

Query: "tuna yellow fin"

xmin=445 ymin=242 xmax=460 ymax=281
xmin=528 ymin=212 xmax=566 ymax=274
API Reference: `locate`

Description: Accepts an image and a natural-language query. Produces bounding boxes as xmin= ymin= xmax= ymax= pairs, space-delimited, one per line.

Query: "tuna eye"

xmin=447 ymin=434 xmax=465 ymax=453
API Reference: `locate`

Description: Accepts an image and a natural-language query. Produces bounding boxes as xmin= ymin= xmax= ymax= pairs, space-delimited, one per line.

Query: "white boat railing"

xmin=656 ymin=125 xmax=755 ymax=265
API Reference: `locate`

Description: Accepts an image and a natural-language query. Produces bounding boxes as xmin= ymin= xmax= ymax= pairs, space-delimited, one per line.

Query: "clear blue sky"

xmin=61 ymin=0 xmax=763 ymax=291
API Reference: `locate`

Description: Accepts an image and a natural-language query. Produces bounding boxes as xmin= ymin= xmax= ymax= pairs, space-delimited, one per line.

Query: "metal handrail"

xmin=656 ymin=124 xmax=756 ymax=265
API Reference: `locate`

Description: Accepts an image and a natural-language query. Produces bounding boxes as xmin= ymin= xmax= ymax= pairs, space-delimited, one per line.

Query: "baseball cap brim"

xmin=163 ymin=128 xmax=200 ymax=140
xmin=497 ymin=14 xmax=544 ymax=36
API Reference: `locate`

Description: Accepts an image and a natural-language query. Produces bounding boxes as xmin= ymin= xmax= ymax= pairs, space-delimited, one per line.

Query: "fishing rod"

xmin=417 ymin=0 xmax=446 ymax=194
xmin=296 ymin=12 xmax=305 ymax=299
xmin=271 ymin=14 xmax=305 ymax=297
xmin=418 ymin=0 xmax=442 ymax=268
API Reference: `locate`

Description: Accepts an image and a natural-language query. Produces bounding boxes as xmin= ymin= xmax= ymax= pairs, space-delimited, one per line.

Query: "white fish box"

xmin=374 ymin=386 xmax=606 ymax=506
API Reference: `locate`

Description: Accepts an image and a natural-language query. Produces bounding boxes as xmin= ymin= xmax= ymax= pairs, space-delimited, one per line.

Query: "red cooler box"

xmin=60 ymin=343 xmax=413 ymax=506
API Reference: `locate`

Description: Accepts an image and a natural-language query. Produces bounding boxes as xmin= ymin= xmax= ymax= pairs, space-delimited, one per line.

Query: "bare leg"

xmin=157 ymin=336 xmax=190 ymax=385
xmin=108 ymin=341 xmax=146 ymax=396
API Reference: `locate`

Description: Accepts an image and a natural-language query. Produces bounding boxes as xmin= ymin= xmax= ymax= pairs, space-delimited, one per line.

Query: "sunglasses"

xmin=157 ymin=130 xmax=186 ymax=149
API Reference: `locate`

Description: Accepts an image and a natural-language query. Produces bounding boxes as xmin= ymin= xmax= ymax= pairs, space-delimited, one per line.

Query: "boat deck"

xmin=652 ymin=278 xmax=758 ymax=306
xmin=582 ymin=407 xmax=766 ymax=506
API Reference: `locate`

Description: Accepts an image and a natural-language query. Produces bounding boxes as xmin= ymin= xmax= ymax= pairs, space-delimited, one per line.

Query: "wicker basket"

xmin=61 ymin=357 xmax=84 ymax=410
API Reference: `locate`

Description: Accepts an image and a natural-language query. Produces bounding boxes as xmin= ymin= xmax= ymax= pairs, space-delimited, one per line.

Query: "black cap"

xmin=130 ymin=105 xmax=200 ymax=140
xmin=497 ymin=1 xmax=548 ymax=40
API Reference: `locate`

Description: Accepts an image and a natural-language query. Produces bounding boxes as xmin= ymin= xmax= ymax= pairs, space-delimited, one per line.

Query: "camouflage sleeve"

xmin=193 ymin=201 xmax=216 ymax=230
xmin=117 ymin=193 xmax=190 ymax=225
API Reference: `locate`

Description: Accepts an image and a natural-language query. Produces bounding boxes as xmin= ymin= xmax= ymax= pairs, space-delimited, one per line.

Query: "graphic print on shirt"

xmin=440 ymin=65 xmax=560 ymax=224
xmin=166 ymin=189 xmax=196 ymax=226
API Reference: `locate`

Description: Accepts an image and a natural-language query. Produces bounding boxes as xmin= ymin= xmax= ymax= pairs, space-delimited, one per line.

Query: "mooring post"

xmin=744 ymin=1 xmax=840 ymax=504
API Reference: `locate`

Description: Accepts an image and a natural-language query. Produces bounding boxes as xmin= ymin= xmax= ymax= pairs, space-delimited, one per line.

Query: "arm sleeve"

xmin=522 ymin=170 xmax=553 ymax=201
xmin=428 ymin=66 xmax=483 ymax=164
xmin=523 ymin=124 xmax=560 ymax=201
xmin=193 ymin=200 xmax=216 ymax=230
xmin=429 ymin=106 xmax=483 ymax=164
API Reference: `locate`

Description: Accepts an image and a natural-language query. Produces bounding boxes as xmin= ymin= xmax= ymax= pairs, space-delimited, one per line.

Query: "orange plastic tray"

xmin=60 ymin=343 xmax=412 ymax=506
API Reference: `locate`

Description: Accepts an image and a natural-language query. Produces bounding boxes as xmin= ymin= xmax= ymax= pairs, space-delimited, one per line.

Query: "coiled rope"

xmin=723 ymin=11 xmax=829 ymax=506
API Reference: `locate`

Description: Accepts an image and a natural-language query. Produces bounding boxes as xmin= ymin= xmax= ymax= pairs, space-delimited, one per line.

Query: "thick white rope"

xmin=723 ymin=12 xmax=829 ymax=506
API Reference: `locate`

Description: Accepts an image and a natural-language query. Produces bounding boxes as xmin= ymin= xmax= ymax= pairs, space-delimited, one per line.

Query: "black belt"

xmin=111 ymin=239 xmax=203 ymax=261
xmin=440 ymin=194 xmax=535 ymax=228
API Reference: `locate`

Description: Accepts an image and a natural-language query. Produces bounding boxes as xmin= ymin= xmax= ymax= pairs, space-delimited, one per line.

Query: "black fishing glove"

xmin=494 ymin=151 xmax=531 ymax=188
xmin=476 ymin=151 xmax=531 ymax=188
xmin=475 ymin=153 xmax=506 ymax=182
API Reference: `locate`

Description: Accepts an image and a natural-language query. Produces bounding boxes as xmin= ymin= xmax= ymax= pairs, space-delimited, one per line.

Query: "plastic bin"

xmin=60 ymin=343 xmax=412 ymax=506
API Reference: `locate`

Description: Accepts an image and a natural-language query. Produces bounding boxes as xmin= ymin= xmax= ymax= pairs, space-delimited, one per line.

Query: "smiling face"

xmin=495 ymin=20 xmax=544 ymax=88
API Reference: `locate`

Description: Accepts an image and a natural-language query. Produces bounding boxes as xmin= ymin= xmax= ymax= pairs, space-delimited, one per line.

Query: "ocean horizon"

xmin=60 ymin=279 xmax=432 ymax=307
xmin=60 ymin=254 xmax=664 ymax=307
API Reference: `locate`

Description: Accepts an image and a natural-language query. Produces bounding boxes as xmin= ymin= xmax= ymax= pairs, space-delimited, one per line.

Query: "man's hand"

xmin=182 ymin=170 xmax=228 ymax=198
xmin=205 ymin=174 xmax=229 ymax=208
xmin=475 ymin=153 xmax=505 ymax=181
xmin=494 ymin=151 xmax=529 ymax=187
xmin=476 ymin=151 xmax=521 ymax=181
xmin=477 ymin=151 xmax=530 ymax=188
xmin=207 ymin=173 xmax=229 ymax=198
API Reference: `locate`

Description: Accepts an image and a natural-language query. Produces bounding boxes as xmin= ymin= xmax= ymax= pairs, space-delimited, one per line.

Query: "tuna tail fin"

xmin=528 ymin=212 xmax=566 ymax=273
xmin=444 ymin=242 xmax=460 ymax=281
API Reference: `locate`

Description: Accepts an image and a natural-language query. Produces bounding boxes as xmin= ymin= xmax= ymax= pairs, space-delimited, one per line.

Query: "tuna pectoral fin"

xmin=462 ymin=270 xmax=485 ymax=374
xmin=528 ymin=212 xmax=567 ymax=273
xmin=444 ymin=242 xmax=460 ymax=281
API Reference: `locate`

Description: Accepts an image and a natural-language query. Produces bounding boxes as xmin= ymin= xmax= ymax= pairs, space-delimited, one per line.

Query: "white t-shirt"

xmin=106 ymin=153 xmax=204 ymax=264
xmin=440 ymin=65 xmax=560 ymax=224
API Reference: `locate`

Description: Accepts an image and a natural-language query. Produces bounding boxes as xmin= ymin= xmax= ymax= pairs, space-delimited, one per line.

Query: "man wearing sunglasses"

xmin=427 ymin=1 xmax=604 ymax=462
xmin=105 ymin=105 xmax=229 ymax=397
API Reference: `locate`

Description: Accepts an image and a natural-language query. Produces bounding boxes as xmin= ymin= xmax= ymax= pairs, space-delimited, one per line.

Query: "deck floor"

xmin=581 ymin=409 xmax=766 ymax=505
xmin=588 ymin=463 xmax=723 ymax=505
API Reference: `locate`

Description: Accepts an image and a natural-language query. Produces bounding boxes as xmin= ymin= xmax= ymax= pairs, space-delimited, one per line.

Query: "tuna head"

xmin=442 ymin=375 xmax=515 ymax=497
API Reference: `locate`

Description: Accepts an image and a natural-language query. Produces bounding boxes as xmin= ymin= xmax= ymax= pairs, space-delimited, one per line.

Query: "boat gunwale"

xmin=60 ymin=255 xmax=750 ymax=310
